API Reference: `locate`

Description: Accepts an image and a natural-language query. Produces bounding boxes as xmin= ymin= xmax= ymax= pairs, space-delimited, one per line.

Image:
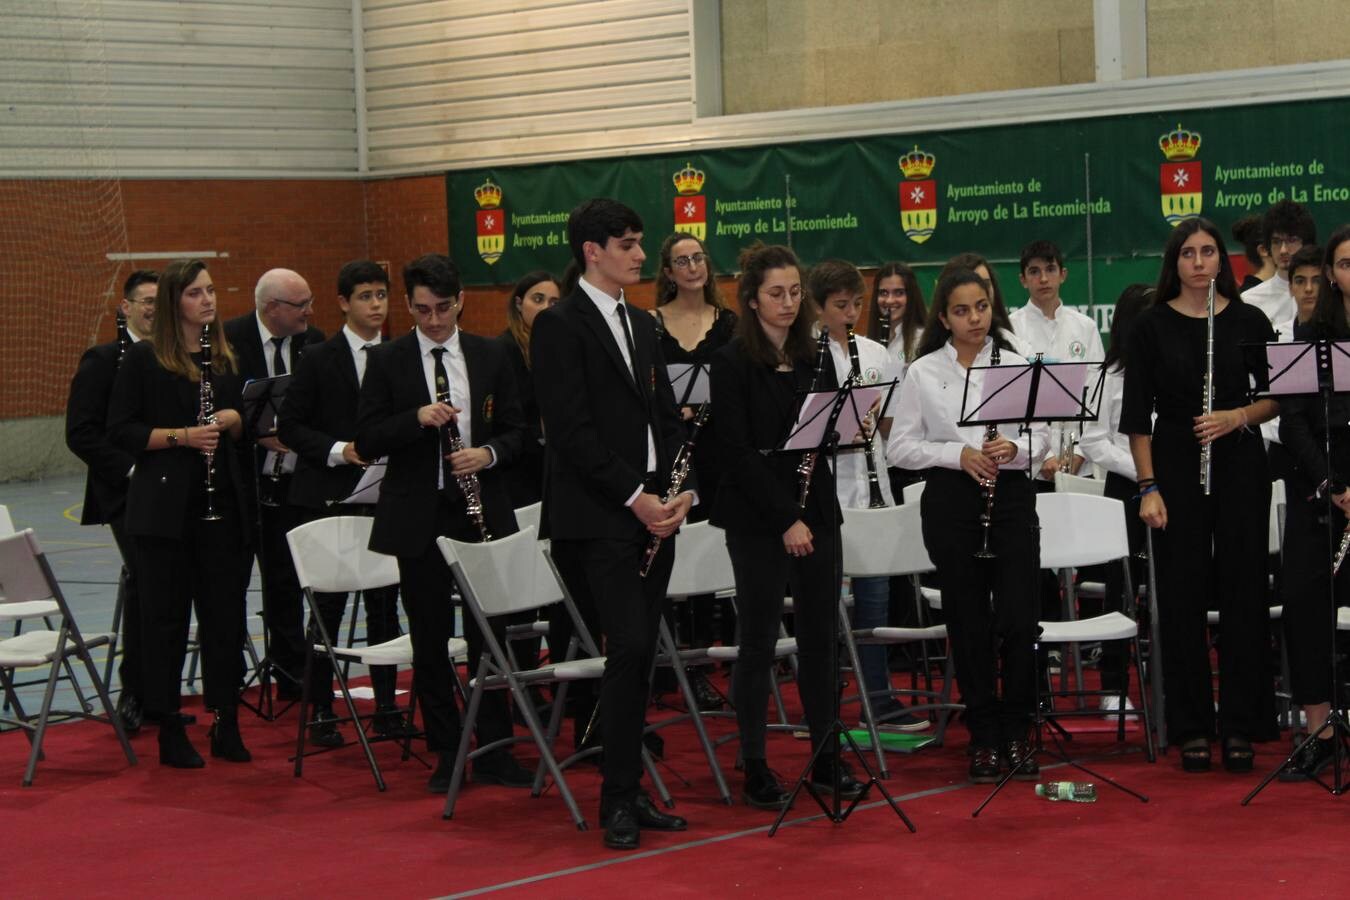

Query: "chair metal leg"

xmin=660 ymin=619 xmax=731 ymax=803
xmin=840 ymin=602 xmax=887 ymax=779
xmin=933 ymin=651 xmax=957 ymax=747
xmin=444 ymin=662 xmax=486 ymax=821
xmin=506 ymin=674 xmax=588 ymax=830
xmin=103 ymin=566 xmax=127 ymax=689
xmin=73 ymin=635 xmax=136 ymax=766
xmin=23 ymin=633 xmax=67 ymax=786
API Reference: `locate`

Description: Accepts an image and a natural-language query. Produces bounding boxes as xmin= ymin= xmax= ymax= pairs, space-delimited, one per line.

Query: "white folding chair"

xmin=1053 ymin=471 xmax=1106 ymax=496
xmin=901 ymin=481 xmax=925 ymax=505
xmin=1035 ymin=492 xmax=1156 ymax=760
xmin=437 ymin=528 xmax=669 ymax=829
xmin=513 ymin=502 xmax=541 ymax=536
xmin=0 ymin=529 xmax=137 ymax=785
xmin=840 ymin=504 xmax=959 ymax=776
xmin=286 ymin=516 xmax=442 ymax=791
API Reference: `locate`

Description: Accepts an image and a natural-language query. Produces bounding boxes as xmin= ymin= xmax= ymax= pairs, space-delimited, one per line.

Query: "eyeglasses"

xmin=271 ymin=296 xmax=315 ymax=311
xmin=672 ymin=253 xmax=706 ymax=269
xmin=1271 ymin=236 xmax=1304 ymax=250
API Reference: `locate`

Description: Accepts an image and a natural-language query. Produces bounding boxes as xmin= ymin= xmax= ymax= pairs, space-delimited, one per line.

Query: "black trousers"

xmin=297 ymin=505 xmax=400 ymax=709
xmin=396 ymin=497 xmax=512 ymax=755
xmin=1151 ymin=428 xmax=1273 ymax=743
xmin=134 ymin=507 xmax=248 ymax=716
xmin=724 ymin=527 xmax=839 ymax=760
xmin=921 ymin=468 xmax=1040 ymax=749
xmin=254 ymin=478 xmax=307 ymax=682
xmin=1281 ymin=492 xmax=1348 ymax=706
xmin=549 ymin=534 xmax=674 ymax=809
xmin=108 ymin=515 xmax=142 ymax=697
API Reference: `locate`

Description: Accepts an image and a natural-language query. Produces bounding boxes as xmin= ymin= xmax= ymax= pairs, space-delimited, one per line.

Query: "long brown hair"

xmin=151 ymin=259 xmax=237 ymax=379
xmin=915 ymin=267 xmax=1015 ymax=359
xmin=939 ymin=252 xmax=1013 ymax=334
xmin=734 ymin=243 xmax=817 ymax=368
xmin=1155 ymin=217 xmax=1240 ymax=304
xmin=504 ymin=270 xmax=561 ymax=367
xmin=867 ymin=262 xmax=927 ymax=361
xmin=654 ymin=232 xmax=725 ymax=309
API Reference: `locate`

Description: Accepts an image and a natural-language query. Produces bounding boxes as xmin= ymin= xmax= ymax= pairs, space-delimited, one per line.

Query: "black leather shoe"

xmin=158 ymin=716 xmax=204 ymax=769
xmin=116 ymin=692 xmax=143 ymax=734
xmin=471 ymin=752 xmax=534 ymax=788
xmin=209 ymin=708 xmax=252 ymax=763
xmin=634 ymin=792 xmax=687 ymax=830
xmin=427 ymin=752 xmax=455 ymax=794
xmin=601 ymin=803 xmax=640 ymax=851
xmin=690 ymin=670 xmax=725 ymax=712
xmin=1003 ymin=740 xmax=1039 ymax=781
xmin=371 ymin=704 xmax=416 ymax=738
xmin=968 ymin=746 xmax=1001 ymax=784
xmin=810 ymin=758 xmax=866 ymax=801
xmin=742 ymin=761 xmax=790 ymax=810
xmin=1280 ymin=736 xmax=1335 ymax=782
xmin=308 ymin=709 xmax=345 ymax=748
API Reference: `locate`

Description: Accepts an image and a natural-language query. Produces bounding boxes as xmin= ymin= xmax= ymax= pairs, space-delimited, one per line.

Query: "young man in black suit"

xmin=64 ymin=269 xmax=158 ymax=731
xmin=278 ymin=260 xmax=406 ymax=747
xmin=530 ymin=199 xmax=694 ymax=850
xmin=224 ymin=269 xmax=325 ymax=700
xmin=355 ymin=253 xmax=532 ymax=792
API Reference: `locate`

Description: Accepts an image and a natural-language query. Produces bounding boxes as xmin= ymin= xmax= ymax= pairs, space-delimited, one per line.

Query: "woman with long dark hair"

xmin=866 ymin=262 xmax=927 ymax=363
xmin=496 ymin=270 xmax=560 ymax=507
xmin=107 ymin=259 xmax=252 ymax=768
xmin=889 ymin=268 xmax=1048 ymax=782
xmin=1120 ymin=217 xmax=1279 ymax=773
xmin=710 ymin=243 xmax=861 ymax=808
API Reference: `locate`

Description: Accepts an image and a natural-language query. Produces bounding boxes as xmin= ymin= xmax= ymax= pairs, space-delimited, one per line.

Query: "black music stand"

xmin=239 ymin=374 xmax=298 ymax=721
xmin=956 ymin=355 xmax=1146 ymax=816
xmin=1243 ymin=338 xmax=1350 ymax=802
xmin=667 ymin=363 xmax=710 ymax=408
xmin=765 ymin=378 xmax=915 ymax=836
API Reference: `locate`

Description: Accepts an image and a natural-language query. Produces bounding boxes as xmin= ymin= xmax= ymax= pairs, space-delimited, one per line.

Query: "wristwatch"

xmin=166 ymin=429 xmax=179 ymax=448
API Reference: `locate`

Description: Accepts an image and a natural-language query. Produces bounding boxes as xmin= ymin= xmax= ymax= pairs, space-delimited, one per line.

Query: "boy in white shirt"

xmin=1241 ymin=200 xmax=1318 ymax=330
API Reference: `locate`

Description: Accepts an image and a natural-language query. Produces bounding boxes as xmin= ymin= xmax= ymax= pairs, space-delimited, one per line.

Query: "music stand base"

xmin=1242 ymin=710 xmax=1350 ymax=803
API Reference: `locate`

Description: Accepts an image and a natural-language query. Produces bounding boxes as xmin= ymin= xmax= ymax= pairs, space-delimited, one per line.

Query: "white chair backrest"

xmin=514 ymin=502 xmax=542 ymax=536
xmin=439 ymin=526 xmax=563 ymax=618
xmin=902 ymin=481 xmax=925 ymax=505
xmin=286 ymin=516 xmax=400 ymax=593
xmin=1036 ymin=492 xmax=1129 ymax=569
xmin=1054 ymin=472 xmax=1106 ymax=496
xmin=1270 ymin=478 xmax=1285 ymax=555
xmin=666 ymin=521 xmax=736 ymax=597
xmin=0 ymin=504 xmax=14 ymax=536
xmin=0 ymin=530 xmax=54 ymax=606
xmin=841 ymin=503 xmax=934 ymax=577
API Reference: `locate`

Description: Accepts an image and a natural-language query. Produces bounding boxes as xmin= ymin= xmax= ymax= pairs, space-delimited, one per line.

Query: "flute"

xmin=1199 ymin=277 xmax=1215 ymax=495
xmin=846 ymin=326 xmax=887 ymax=508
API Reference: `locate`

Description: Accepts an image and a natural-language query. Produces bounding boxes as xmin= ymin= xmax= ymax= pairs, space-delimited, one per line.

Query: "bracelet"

xmin=1136 ymin=477 xmax=1156 ymax=489
xmin=166 ymin=428 xmax=179 ymax=448
xmin=1134 ymin=484 xmax=1160 ymax=499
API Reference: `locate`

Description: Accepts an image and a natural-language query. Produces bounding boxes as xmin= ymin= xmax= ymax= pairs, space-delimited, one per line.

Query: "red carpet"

xmin=3 ymin=674 xmax=1346 ymax=899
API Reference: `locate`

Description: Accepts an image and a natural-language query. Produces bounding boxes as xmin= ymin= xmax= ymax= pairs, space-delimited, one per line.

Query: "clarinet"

xmin=796 ymin=329 xmax=833 ymax=508
xmin=115 ymin=308 xmax=131 ymax=367
xmin=974 ymin=341 xmax=1002 ymax=559
xmin=260 ymin=336 xmax=304 ymax=508
xmin=435 ymin=370 xmax=491 ymax=542
xmin=846 ymin=326 xmax=887 ymax=508
xmin=198 ymin=323 xmax=223 ymax=522
xmin=1199 ymin=277 xmax=1216 ymax=496
xmin=641 ymin=401 xmax=710 ymax=577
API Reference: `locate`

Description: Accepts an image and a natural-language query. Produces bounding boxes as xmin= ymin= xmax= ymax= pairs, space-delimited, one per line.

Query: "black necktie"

xmin=615 ymin=304 xmax=643 ymax=393
xmin=358 ymin=344 xmax=374 ymax=386
xmin=431 ymin=348 xmax=458 ymax=497
xmin=270 ymin=336 xmax=287 ymax=376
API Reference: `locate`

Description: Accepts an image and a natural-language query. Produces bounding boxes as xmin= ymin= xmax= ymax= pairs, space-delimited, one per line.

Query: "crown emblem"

xmin=898 ymin=146 xmax=936 ymax=180
xmin=474 ymin=179 xmax=503 ymax=209
xmin=672 ymin=162 xmax=706 ymax=195
xmin=1158 ymin=124 xmax=1201 ymax=161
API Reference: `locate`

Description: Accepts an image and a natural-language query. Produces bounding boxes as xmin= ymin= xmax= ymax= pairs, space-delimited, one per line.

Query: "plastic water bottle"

xmin=1035 ymin=782 xmax=1097 ymax=802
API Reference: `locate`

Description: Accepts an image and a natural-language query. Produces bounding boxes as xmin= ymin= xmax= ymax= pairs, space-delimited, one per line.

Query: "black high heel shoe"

xmin=209 ymin=707 xmax=252 ymax=763
xmin=158 ymin=714 xmax=205 ymax=769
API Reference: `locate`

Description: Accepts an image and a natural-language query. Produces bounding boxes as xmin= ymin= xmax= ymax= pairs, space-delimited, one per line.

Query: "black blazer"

xmin=223 ymin=312 xmax=324 ymax=455
xmin=530 ymin=288 xmax=689 ymax=542
xmin=355 ymin=329 xmax=525 ymax=556
xmin=106 ymin=341 xmax=251 ymax=543
xmin=708 ymin=337 xmax=840 ymax=536
xmin=65 ymin=341 xmax=136 ymax=524
xmin=494 ymin=330 xmax=545 ymax=507
xmin=278 ymin=331 xmax=384 ymax=510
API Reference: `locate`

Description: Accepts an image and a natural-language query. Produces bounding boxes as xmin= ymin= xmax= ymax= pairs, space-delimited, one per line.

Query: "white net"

xmin=0 ymin=0 xmax=129 ymax=481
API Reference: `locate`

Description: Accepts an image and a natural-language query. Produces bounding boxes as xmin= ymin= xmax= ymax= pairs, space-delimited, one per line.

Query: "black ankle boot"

xmin=158 ymin=714 xmax=204 ymax=769
xmin=209 ymin=707 xmax=252 ymax=763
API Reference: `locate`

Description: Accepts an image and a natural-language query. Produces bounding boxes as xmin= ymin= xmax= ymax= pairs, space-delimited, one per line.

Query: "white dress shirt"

xmin=885 ymin=326 xmax=922 ymax=368
xmin=578 ymin=276 xmax=657 ymax=505
xmin=257 ymin=313 xmax=297 ymax=475
xmin=828 ymin=334 xmax=900 ymax=508
xmin=417 ymin=326 xmax=494 ymax=490
xmin=1241 ymin=273 xmax=1293 ymax=329
xmin=887 ymin=338 xmax=1050 ymax=472
xmin=326 ymin=325 xmax=380 ymax=467
xmin=1078 ymin=365 xmax=1136 ymax=480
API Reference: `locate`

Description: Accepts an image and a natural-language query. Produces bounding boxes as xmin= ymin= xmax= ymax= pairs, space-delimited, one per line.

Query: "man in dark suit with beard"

xmin=355 ymin=252 xmax=532 ymax=792
xmin=530 ymin=199 xmax=695 ymax=850
xmin=224 ymin=269 xmax=325 ymax=700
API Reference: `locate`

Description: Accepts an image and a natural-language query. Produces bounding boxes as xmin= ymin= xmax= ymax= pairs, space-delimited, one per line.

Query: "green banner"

xmin=446 ymin=96 xmax=1350 ymax=306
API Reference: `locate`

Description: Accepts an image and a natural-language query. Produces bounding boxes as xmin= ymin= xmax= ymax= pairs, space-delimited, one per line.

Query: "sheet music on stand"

xmin=667 ymin=363 xmax=710 ymax=406
xmin=959 ymin=359 xmax=1102 ymax=427
xmin=331 ymin=458 xmax=387 ymax=506
xmin=1247 ymin=339 xmax=1350 ymax=397
xmin=241 ymin=374 xmax=290 ymax=439
xmin=778 ymin=382 xmax=893 ymax=454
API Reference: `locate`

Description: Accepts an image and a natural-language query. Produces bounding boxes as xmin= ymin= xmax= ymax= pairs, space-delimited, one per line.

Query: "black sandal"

xmin=1223 ymin=736 xmax=1254 ymax=773
xmin=1180 ymin=737 xmax=1211 ymax=772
